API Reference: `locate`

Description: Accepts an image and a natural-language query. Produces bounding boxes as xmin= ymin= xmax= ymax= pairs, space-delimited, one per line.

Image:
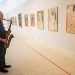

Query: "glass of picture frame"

xmin=18 ymin=13 xmax=22 ymax=27
xmin=11 ymin=17 xmax=14 ymax=25
xmin=66 ymin=4 xmax=75 ymax=33
xmin=24 ymin=14 xmax=28 ymax=26
xmin=48 ymin=7 xmax=58 ymax=32
xmin=37 ymin=10 xmax=44 ymax=29
xmin=30 ymin=13 xmax=35 ymax=27
xmin=14 ymin=16 xmax=17 ymax=25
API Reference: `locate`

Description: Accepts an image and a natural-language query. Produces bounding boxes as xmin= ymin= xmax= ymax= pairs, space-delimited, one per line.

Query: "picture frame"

xmin=24 ymin=14 xmax=28 ymax=26
xmin=30 ymin=13 xmax=35 ymax=27
xmin=14 ymin=16 xmax=17 ymax=25
xmin=48 ymin=7 xmax=58 ymax=32
xmin=37 ymin=10 xmax=44 ymax=29
xmin=11 ymin=17 xmax=14 ymax=25
xmin=18 ymin=13 xmax=22 ymax=27
xmin=66 ymin=4 xmax=75 ymax=33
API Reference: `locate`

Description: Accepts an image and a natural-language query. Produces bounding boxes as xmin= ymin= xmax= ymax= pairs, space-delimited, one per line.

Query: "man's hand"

xmin=0 ymin=38 xmax=7 ymax=43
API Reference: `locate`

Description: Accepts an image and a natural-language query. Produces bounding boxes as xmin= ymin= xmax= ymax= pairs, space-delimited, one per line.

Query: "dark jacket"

xmin=0 ymin=21 xmax=6 ymax=46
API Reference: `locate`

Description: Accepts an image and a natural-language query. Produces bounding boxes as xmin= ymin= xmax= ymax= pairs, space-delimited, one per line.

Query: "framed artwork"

xmin=14 ymin=16 xmax=17 ymax=25
xmin=11 ymin=17 xmax=13 ymax=25
xmin=48 ymin=7 xmax=58 ymax=31
xmin=30 ymin=14 xmax=35 ymax=26
xmin=18 ymin=13 xmax=22 ymax=27
xmin=24 ymin=14 xmax=28 ymax=26
xmin=10 ymin=17 xmax=13 ymax=25
xmin=37 ymin=10 xmax=44 ymax=29
xmin=11 ymin=17 xmax=14 ymax=25
xmin=10 ymin=17 xmax=12 ymax=23
xmin=66 ymin=5 xmax=75 ymax=33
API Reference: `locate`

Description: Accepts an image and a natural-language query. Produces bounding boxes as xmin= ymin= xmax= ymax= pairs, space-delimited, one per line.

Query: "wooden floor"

xmin=0 ymin=31 xmax=75 ymax=75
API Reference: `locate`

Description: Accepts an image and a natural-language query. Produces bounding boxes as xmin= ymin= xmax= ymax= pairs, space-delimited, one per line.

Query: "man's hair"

xmin=0 ymin=11 xmax=3 ymax=14
xmin=0 ymin=11 xmax=3 ymax=21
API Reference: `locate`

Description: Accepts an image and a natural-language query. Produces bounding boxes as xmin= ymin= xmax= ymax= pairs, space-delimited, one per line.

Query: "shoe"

xmin=0 ymin=68 xmax=8 ymax=73
xmin=4 ymin=65 xmax=11 ymax=68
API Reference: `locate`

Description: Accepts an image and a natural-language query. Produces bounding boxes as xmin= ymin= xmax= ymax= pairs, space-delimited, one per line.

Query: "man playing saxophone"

xmin=0 ymin=11 xmax=11 ymax=73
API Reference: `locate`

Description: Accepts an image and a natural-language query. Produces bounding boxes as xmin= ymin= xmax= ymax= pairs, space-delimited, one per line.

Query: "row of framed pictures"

xmin=11 ymin=4 xmax=75 ymax=34
xmin=11 ymin=7 xmax=58 ymax=31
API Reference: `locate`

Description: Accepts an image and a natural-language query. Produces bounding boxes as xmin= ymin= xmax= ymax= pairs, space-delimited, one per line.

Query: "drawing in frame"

xmin=37 ymin=10 xmax=44 ymax=29
xmin=18 ymin=13 xmax=22 ymax=27
xmin=10 ymin=17 xmax=13 ymax=25
xmin=11 ymin=17 xmax=14 ymax=25
xmin=14 ymin=16 xmax=17 ymax=25
xmin=48 ymin=7 xmax=58 ymax=32
xmin=24 ymin=14 xmax=28 ymax=26
xmin=66 ymin=4 xmax=75 ymax=33
xmin=30 ymin=13 xmax=35 ymax=27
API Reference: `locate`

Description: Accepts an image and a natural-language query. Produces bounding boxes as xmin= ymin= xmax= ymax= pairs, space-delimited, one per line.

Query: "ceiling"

xmin=0 ymin=0 xmax=27 ymax=12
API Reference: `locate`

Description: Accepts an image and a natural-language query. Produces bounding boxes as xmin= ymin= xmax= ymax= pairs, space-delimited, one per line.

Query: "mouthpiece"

xmin=3 ymin=18 xmax=11 ymax=21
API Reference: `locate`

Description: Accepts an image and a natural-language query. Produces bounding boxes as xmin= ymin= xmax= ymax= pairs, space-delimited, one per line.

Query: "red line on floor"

xmin=17 ymin=38 xmax=71 ymax=75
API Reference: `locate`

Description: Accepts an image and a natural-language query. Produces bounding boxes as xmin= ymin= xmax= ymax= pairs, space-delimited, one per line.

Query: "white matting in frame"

xmin=48 ymin=7 xmax=58 ymax=32
xmin=66 ymin=4 xmax=75 ymax=33
xmin=37 ymin=10 xmax=44 ymax=29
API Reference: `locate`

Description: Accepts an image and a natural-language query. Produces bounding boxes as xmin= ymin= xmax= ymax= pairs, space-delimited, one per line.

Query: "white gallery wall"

xmin=5 ymin=0 xmax=27 ymax=12
xmin=0 ymin=0 xmax=6 ymax=15
xmin=6 ymin=0 xmax=75 ymax=52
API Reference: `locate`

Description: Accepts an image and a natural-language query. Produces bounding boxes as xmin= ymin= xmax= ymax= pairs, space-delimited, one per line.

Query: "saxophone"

xmin=4 ymin=33 xmax=14 ymax=48
xmin=4 ymin=19 xmax=14 ymax=48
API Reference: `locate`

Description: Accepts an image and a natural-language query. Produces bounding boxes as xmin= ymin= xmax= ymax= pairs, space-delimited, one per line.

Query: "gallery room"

xmin=0 ymin=0 xmax=75 ymax=75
